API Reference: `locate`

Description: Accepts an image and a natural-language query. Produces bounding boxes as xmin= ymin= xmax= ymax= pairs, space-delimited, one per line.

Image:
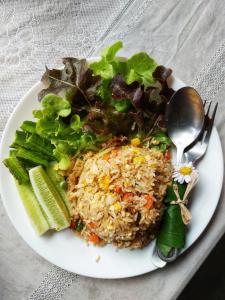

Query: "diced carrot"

xmin=103 ymin=153 xmax=110 ymax=160
xmin=70 ymin=219 xmax=76 ymax=230
xmin=89 ymin=233 xmax=100 ymax=243
xmin=165 ymin=149 xmax=171 ymax=161
xmin=111 ymin=149 xmax=119 ymax=155
xmin=123 ymin=192 xmax=133 ymax=201
xmin=114 ymin=186 xmax=122 ymax=194
xmin=144 ymin=195 xmax=154 ymax=209
xmin=88 ymin=222 xmax=97 ymax=229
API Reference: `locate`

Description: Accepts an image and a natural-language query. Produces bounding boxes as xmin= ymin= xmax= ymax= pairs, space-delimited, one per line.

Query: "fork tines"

xmin=203 ymin=101 xmax=218 ymax=144
xmin=205 ymin=101 xmax=218 ymax=127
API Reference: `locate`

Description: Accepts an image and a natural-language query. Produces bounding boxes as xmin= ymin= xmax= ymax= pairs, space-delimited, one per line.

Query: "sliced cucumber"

xmin=29 ymin=166 xmax=70 ymax=231
xmin=16 ymin=182 xmax=50 ymax=235
xmin=46 ymin=162 xmax=72 ymax=215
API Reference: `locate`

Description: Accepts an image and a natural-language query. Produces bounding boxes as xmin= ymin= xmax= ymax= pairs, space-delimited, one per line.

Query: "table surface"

xmin=0 ymin=1 xmax=225 ymax=299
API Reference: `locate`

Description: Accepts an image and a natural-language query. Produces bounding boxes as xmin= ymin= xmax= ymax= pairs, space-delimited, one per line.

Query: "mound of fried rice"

xmin=67 ymin=145 xmax=172 ymax=248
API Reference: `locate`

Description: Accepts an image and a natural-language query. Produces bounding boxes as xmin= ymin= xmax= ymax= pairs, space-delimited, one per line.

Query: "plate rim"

xmin=0 ymin=67 xmax=224 ymax=278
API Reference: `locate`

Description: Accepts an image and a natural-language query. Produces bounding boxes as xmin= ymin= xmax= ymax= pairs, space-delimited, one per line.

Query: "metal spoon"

xmin=154 ymin=87 xmax=205 ymax=264
xmin=165 ymin=86 xmax=205 ymax=164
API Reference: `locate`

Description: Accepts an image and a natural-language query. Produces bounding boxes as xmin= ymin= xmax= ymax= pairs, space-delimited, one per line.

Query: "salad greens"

xmin=148 ymin=129 xmax=172 ymax=153
xmin=41 ymin=93 xmax=71 ymax=118
xmin=90 ymin=41 xmax=158 ymax=86
xmin=89 ymin=42 xmax=173 ymax=129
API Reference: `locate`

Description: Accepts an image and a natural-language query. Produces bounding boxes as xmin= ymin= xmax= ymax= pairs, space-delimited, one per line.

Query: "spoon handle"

xmin=176 ymin=145 xmax=185 ymax=164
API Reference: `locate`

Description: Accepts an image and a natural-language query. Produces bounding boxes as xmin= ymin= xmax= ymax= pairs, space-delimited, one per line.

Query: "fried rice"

xmin=67 ymin=145 xmax=172 ymax=248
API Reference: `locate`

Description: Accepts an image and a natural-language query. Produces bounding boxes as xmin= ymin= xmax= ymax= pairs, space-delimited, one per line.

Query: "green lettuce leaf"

xmin=149 ymin=129 xmax=172 ymax=153
xmin=90 ymin=43 xmax=158 ymax=88
xmin=125 ymin=69 xmax=140 ymax=84
xmin=70 ymin=114 xmax=84 ymax=131
xmin=101 ymin=41 xmax=123 ymax=61
xmin=127 ymin=52 xmax=157 ymax=85
xmin=42 ymin=93 xmax=71 ymax=118
xmin=97 ymin=79 xmax=112 ymax=102
xmin=90 ymin=59 xmax=114 ymax=80
xmin=152 ymin=129 xmax=172 ymax=144
xmin=53 ymin=147 xmax=71 ymax=171
xmin=89 ymin=41 xmax=160 ymax=119
xmin=33 ymin=110 xmax=43 ymax=119
xmin=112 ymin=99 xmax=131 ymax=113
xmin=89 ymin=41 xmax=123 ymax=80
xmin=36 ymin=117 xmax=66 ymax=138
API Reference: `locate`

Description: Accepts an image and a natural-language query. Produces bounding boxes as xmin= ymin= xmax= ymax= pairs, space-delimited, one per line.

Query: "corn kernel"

xmin=131 ymin=138 xmax=141 ymax=147
xmin=99 ymin=175 xmax=110 ymax=190
xmin=133 ymin=156 xmax=145 ymax=163
xmin=150 ymin=162 xmax=158 ymax=168
xmin=132 ymin=148 xmax=140 ymax=154
xmin=113 ymin=202 xmax=122 ymax=212
xmin=82 ymin=179 xmax=87 ymax=186
xmin=124 ymin=180 xmax=130 ymax=187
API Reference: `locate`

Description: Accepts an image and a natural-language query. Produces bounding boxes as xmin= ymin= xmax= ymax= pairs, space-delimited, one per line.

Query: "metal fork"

xmin=184 ymin=101 xmax=218 ymax=163
xmin=156 ymin=101 xmax=218 ymax=263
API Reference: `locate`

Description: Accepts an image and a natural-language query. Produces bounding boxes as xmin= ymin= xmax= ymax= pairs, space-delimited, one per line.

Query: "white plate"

xmin=0 ymin=60 xmax=224 ymax=278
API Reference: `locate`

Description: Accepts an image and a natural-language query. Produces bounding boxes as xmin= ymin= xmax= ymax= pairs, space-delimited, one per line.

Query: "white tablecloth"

xmin=0 ymin=1 xmax=225 ymax=299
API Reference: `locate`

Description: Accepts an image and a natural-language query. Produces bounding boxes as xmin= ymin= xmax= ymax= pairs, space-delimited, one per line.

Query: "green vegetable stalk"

xmin=3 ymin=157 xmax=29 ymax=184
xmin=16 ymin=148 xmax=49 ymax=167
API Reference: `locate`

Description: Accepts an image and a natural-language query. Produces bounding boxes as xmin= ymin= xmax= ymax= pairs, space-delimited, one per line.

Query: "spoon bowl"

xmin=165 ymin=87 xmax=205 ymax=164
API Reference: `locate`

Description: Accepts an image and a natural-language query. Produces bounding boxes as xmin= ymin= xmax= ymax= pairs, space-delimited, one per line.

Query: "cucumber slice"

xmin=29 ymin=166 xmax=70 ymax=231
xmin=16 ymin=182 xmax=50 ymax=235
xmin=46 ymin=162 xmax=72 ymax=215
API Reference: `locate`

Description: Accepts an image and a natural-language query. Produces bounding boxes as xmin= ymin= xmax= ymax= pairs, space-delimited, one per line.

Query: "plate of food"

xmin=0 ymin=41 xmax=223 ymax=278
